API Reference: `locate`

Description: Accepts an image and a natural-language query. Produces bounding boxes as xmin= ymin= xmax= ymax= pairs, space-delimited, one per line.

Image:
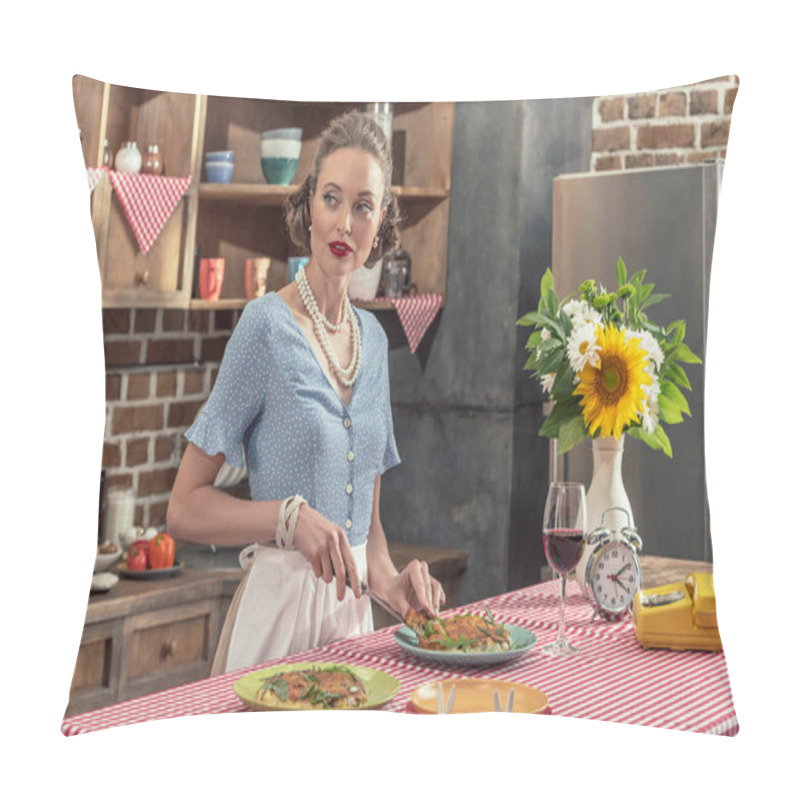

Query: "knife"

xmin=342 ymin=573 xmax=409 ymax=627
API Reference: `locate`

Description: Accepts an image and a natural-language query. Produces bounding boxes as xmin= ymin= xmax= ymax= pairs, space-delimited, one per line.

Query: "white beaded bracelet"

xmin=276 ymin=495 xmax=306 ymax=550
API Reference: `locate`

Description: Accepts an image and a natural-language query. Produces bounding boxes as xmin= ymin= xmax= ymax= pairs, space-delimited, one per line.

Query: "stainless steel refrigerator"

xmin=550 ymin=161 xmax=722 ymax=562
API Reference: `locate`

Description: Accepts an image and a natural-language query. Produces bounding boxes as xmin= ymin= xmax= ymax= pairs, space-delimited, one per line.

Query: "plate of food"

xmin=394 ymin=607 xmax=537 ymax=666
xmin=233 ymin=662 xmax=401 ymax=711
xmin=411 ymin=678 xmax=550 ymax=715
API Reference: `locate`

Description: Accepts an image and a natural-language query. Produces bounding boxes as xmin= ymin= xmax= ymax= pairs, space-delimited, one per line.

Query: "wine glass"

xmin=541 ymin=481 xmax=587 ymax=656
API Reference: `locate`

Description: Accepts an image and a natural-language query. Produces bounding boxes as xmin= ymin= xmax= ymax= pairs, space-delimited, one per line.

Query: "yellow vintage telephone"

xmin=632 ymin=572 xmax=722 ymax=652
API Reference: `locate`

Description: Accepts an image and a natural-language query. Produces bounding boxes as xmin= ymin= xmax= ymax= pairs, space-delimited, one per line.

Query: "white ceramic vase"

xmin=574 ymin=435 xmax=635 ymax=593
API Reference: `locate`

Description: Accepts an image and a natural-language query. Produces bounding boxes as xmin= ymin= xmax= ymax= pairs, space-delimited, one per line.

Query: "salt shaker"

xmin=115 ymin=141 xmax=142 ymax=174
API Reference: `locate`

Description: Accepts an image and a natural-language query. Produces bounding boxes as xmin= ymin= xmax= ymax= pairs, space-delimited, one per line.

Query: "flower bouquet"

xmin=517 ymin=258 xmax=701 ymax=457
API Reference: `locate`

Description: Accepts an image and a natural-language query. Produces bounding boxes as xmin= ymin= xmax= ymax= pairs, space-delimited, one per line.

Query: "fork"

xmin=437 ymin=682 xmax=456 ymax=714
xmin=493 ymin=688 xmax=515 ymax=713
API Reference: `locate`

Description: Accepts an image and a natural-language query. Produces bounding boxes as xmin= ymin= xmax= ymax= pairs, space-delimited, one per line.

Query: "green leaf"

xmin=640 ymin=292 xmax=670 ymax=311
xmin=657 ymin=393 xmax=684 ymax=424
xmin=550 ymin=363 xmax=577 ymax=399
xmin=538 ymin=337 xmax=562 ymax=354
xmin=524 ymin=352 xmax=539 ymax=371
xmin=525 ymin=330 xmax=542 ymax=350
xmin=517 ymin=311 xmax=539 ymax=327
xmin=671 ymin=342 xmax=703 ymax=365
xmin=556 ymin=415 xmax=589 ymax=454
xmin=661 ymin=381 xmax=691 ymax=416
xmin=545 ymin=287 xmax=560 ymax=317
xmin=666 ymin=319 xmax=686 ymax=345
xmin=626 ymin=425 xmax=672 ymax=458
xmin=616 ymin=257 xmax=628 ymax=287
xmin=663 ymin=362 xmax=692 ymax=391
xmin=539 ymin=347 xmax=566 ymax=374
xmin=540 ymin=268 xmax=554 ymax=298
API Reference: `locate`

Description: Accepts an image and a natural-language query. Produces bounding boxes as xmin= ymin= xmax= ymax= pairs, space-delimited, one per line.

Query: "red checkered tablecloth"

xmin=390 ymin=293 xmax=442 ymax=354
xmin=61 ymin=580 xmax=738 ymax=737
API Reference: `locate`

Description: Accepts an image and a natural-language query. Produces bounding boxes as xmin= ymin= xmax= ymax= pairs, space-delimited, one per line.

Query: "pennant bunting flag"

xmin=106 ymin=170 xmax=192 ymax=254
xmin=390 ymin=293 xmax=443 ymax=354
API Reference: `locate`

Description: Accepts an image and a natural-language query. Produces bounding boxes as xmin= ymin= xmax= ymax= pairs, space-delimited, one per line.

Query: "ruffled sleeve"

xmin=184 ymin=299 xmax=272 ymax=468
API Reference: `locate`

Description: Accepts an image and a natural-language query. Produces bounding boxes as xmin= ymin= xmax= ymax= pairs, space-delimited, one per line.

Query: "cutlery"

xmin=493 ymin=688 xmax=515 ymax=713
xmin=437 ymin=682 xmax=456 ymax=714
xmin=342 ymin=573 xmax=409 ymax=627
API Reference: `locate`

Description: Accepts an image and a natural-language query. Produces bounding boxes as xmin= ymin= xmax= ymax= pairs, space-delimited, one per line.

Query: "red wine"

xmin=543 ymin=528 xmax=585 ymax=575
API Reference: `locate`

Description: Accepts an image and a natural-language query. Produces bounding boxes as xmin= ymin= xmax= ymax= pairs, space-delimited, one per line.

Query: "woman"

xmin=167 ymin=110 xmax=444 ymax=674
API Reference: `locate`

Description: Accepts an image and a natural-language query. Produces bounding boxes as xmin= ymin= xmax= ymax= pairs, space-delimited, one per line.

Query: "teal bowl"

xmin=261 ymin=156 xmax=299 ymax=186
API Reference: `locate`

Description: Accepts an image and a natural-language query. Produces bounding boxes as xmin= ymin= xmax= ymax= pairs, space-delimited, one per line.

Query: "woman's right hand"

xmin=292 ymin=504 xmax=361 ymax=603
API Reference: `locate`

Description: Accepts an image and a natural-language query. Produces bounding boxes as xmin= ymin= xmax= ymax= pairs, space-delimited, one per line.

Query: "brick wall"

xmin=592 ymin=75 xmax=739 ymax=171
xmin=101 ymin=307 xmax=241 ymax=531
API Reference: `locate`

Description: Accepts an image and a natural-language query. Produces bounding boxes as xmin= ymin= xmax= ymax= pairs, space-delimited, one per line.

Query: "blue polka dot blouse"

xmin=184 ymin=292 xmax=401 ymax=546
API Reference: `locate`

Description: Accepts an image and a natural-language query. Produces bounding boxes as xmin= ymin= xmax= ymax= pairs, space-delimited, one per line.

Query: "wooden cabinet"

xmin=66 ymin=570 xmax=238 ymax=717
xmin=73 ymin=76 xmax=453 ymax=311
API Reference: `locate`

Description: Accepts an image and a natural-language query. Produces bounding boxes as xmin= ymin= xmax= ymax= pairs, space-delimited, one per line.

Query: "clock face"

xmin=589 ymin=542 xmax=641 ymax=618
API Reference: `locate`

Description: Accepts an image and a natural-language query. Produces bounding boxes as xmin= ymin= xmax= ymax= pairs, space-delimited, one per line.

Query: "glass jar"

xmin=142 ymin=144 xmax=164 ymax=176
xmin=115 ymin=141 xmax=142 ymax=174
xmin=364 ymin=102 xmax=393 ymax=148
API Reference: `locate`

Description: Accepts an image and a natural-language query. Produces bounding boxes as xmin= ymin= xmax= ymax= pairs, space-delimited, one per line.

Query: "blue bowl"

xmin=205 ymin=161 xmax=234 ymax=184
xmin=261 ymin=156 xmax=299 ymax=186
xmin=205 ymin=150 xmax=234 ymax=163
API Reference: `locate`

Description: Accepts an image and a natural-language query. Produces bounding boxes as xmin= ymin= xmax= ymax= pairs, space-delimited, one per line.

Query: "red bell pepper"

xmin=127 ymin=543 xmax=148 ymax=571
xmin=150 ymin=532 xmax=176 ymax=570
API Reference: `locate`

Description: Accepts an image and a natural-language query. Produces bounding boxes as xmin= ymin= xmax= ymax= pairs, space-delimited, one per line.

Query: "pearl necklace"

xmin=296 ymin=265 xmax=362 ymax=388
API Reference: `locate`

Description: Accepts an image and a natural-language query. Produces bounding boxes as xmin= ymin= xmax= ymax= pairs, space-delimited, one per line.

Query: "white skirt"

xmin=213 ymin=542 xmax=373 ymax=674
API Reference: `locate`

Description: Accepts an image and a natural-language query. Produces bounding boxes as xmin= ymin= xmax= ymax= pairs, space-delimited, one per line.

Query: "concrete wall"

xmin=379 ymin=97 xmax=593 ymax=604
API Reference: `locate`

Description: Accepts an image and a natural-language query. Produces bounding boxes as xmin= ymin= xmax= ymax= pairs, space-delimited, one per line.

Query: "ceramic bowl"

xmin=205 ymin=161 xmax=234 ymax=184
xmin=260 ymin=128 xmax=302 ymax=185
xmin=94 ymin=544 xmax=122 ymax=573
xmin=205 ymin=150 xmax=234 ymax=163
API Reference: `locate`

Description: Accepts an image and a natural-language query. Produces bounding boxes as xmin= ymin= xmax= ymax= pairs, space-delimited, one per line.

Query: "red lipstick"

xmin=329 ymin=241 xmax=352 ymax=258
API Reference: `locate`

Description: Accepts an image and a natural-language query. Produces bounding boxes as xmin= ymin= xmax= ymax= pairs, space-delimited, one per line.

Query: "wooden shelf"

xmin=198 ymin=183 xmax=449 ymax=205
xmin=189 ymin=298 xmax=248 ymax=310
xmin=188 ymin=297 xmax=415 ymax=312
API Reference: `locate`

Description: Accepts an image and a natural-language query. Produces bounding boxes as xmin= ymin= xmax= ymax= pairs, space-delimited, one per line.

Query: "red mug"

xmin=199 ymin=258 xmax=225 ymax=301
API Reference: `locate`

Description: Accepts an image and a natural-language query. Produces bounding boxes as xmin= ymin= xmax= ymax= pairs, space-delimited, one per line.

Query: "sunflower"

xmin=574 ymin=325 xmax=652 ymax=439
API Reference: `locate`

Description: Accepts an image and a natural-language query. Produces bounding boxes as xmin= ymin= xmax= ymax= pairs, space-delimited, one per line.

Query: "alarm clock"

xmin=583 ymin=507 xmax=643 ymax=622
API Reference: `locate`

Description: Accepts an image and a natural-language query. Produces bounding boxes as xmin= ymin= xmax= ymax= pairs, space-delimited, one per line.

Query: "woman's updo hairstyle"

xmin=283 ymin=110 xmax=401 ymax=267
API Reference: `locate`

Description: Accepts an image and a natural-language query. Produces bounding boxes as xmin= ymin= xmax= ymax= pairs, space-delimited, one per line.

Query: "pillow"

xmin=57 ymin=68 xmax=749 ymax=793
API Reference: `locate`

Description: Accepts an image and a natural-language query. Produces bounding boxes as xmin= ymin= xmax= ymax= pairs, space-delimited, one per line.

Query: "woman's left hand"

xmin=379 ymin=559 xmax=445 ymax=620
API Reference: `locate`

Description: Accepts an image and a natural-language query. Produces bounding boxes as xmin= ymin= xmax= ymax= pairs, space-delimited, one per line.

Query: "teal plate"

xmin=394 ymin=624 xmax=537 ymax=667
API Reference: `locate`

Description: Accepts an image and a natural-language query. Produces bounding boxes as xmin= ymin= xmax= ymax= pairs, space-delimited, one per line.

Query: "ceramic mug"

xmin=199 ymin=258 xmax=225 ymax=301
xmin=245 ymin=257 xmax=270 ymax=299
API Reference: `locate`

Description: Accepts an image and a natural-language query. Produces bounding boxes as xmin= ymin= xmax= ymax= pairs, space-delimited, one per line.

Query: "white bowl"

xmin=260 ymin=139 xmax=302 ymax=159
xmin=94 ymin=544 xmax=122 ymax=573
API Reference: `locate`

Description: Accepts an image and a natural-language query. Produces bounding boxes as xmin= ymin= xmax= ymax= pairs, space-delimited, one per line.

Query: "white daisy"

xmin=626 ymin=328 xmax=664 ymax=372
xmin=567 ymin=322 xmax=601 ymax=374
xmin=540 ymin=372 xmax=555 ymax=395
xmin=562 ymin=299 xmax=602 ymax=328
xmin=639 ymin=399 xmax=659 ymax=434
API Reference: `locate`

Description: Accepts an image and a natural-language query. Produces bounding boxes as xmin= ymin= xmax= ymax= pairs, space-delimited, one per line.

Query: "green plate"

xmin=232 ymin=662 xmax=401 ymax=711
xmin=394 ymin=624 xmax=537 ymax=666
